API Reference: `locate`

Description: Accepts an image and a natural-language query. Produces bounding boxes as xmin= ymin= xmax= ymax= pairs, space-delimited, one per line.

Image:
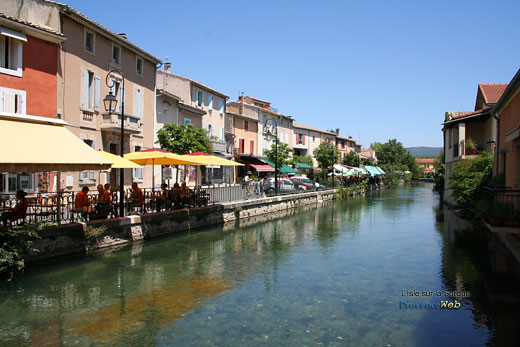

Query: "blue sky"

xmin=63 ymin=0 xmax=520 ymax=147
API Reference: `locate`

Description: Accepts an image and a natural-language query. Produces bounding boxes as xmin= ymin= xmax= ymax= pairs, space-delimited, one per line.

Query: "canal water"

xmin=1 ymin=184 xmax=519 ymax=346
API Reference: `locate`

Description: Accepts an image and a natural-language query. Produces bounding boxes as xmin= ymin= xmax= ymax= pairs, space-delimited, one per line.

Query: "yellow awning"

xmin=0 ymin=118 xmax=112 ymax=172
xmin=182 ymin=154 xmax=244 ymax=166
xmin=97 ymin=150 xmax=143 ymax=169
xmin=124 ymin=149 xmax=205 ymax=166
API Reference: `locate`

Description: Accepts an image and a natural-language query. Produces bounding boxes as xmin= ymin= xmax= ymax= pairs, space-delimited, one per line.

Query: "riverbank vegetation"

xmin=0 ymin=221 xmax=55 ymax=281
xmin=449 ymin=152 xmax=493 ymax=215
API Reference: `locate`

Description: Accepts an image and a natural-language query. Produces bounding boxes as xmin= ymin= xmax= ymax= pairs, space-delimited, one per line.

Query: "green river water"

xmin=1 ymin=184 xmax=519 ymax=346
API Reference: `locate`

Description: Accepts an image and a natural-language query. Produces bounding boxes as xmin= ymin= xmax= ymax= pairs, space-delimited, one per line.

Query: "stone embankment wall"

xmin=29 ymin=190 xmax=335 ymax=262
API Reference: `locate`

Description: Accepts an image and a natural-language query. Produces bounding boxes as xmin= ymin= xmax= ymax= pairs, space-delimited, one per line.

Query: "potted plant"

xmin=465 ymin=138 xmax=476 ymax=155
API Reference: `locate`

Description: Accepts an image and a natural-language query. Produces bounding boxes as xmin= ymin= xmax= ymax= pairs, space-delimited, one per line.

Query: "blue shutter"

xmin=94 ymin=74 xmax=100 ymax=111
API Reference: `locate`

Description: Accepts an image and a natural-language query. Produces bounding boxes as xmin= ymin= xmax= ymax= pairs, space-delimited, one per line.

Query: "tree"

xmin=313 ymin=142 xmax=339 ymax=174
xmin=449 ymin=152 xmax=493 ymax=213
xmin=156 ymin=123 xmax=212 ymax=154
xmin=342 ymin=151 xmax=361 ymax=167
xmin=370 ymin=138 xmax=421 ymax=180
xmin=265 ymin=142 xmax=293 ymax=169
xmin=433 ymin=151 xmax=445 ymax=195
xmin=291 ymin=155 xmax=313 ymax=167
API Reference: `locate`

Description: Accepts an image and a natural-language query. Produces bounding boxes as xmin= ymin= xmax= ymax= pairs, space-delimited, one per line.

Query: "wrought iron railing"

xmin=483 ymin=186 xmax=520 ymax=212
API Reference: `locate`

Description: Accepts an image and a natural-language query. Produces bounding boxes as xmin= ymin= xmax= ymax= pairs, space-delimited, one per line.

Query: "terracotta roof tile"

xmin=479 ymin=83 xmax=508 ymax=105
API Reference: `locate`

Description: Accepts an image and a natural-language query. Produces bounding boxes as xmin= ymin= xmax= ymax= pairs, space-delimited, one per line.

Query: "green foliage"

xmin=0 ymin=221 xmax=54 ymax=279
xmin=292 ymin=155 xmax=313 ymax=167
xmin=465 ymin=138 xmax=475 ymax=150
xmin=265 ymin=142 xmax=293 ymax=169
xmin=156 ymin=123 xmax=212 ymax=154
xmin=313 ymin=142 xmax=339 ymax=174
xmin=382 ymin=166 xmax=400 ymax=189
xmin=342 ymin=151 xmax=361 ymax=167
xmin=371 ymin=139 xmax=421 ymax=180
xmin=433 ymin=151 xmax=445 ymax=195
xmin=334 ymin=179 xmax=369 ymax=199
xmin=490 ymin=173 xmax=505 ymax=187
xmin=449 ymin=152 xmax=493 ymax=213
xmin=84 ymin=224 xmax=108 ymax=240
xmin=361 ymin=157 xmax=375 ymax=166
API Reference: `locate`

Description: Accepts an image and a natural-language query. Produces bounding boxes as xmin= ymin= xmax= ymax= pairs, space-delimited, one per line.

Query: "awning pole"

xmin=56 ymin=171 xmax=61 ymax=225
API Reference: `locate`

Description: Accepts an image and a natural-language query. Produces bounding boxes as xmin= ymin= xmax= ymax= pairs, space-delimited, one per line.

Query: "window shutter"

xmin=195 ymin=89 xmax=199 ymax=105
xmin=134 ymin=89 xmax=143 ymax=119
xmin=82 ymin=69 xmax=89 ymax=109
xmin=250 ymin=140 xmax=254 ymax=154
xmin=303 ymin=134 xmax=306 ymax=145
xmin=3 ymin=92 xmax=15 ymax=113
xmin=219 ymin=99 xmax=224 ymax=114
xmin=0 ymin=91 xmax=3 ymax=112
xmin=239 ymin=139 xmax=244 ymax=153
xmin=245 ymin=120 xmax=248 ymax=132
xmin=220 ymin=127 xmax=224 ymax=141
xmin=209 ymin=94 xmax=213 ymax=110
xmin=94 ymin=74 xmax=100 ymax=112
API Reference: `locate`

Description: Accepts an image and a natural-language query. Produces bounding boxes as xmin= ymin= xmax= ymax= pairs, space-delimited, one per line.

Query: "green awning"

xmin=262 ymin=158 xmax=275 ymax=167
xmin=375 ymin=166 xmax=385 ymax=175
xmin=280 ymin=165 xmax=300 ymax=174
xmin=364 ymin=166 xmax=382 ymax=176
xmin=294 ymin=162 xmax=312 ymax=169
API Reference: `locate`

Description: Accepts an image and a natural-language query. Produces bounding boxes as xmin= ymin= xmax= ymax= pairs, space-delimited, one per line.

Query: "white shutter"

xmin=89 ymin=140 xmax=98 ymax=180
xmin=94 ymin=74 xmax=100 ymax=112
xmin=195 ymin=89 xmax=199 ymax=106
xmin=16 ymin=93 xmax=24 ymax=114
xmin=82 ymin=69 xmax=89 ymax=109
xmin=209 ymin=94 xmax=213 ymax=110
xmin=220 ymin=127 xmax=224 ymax=141
xmin=134 ymin=88 xmax=143 ymax=119
xmin=0 ymin=92 xmax=3 ymax=112
xmin=3 ymin=93 xmax=15 ymax=113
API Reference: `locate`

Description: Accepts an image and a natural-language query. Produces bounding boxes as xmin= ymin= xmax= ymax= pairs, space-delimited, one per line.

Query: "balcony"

xmin=452 ymin=138 xmax=493 ymax=160
xmin=211 ymin=139 xmax=226 ymax=153
xmin=100 ymin=113 xmax=142 ymax=134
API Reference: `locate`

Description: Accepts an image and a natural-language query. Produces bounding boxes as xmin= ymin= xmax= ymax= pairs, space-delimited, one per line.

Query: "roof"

xmin=166 ymin=73 xmax=228 ymax=98
xmin=0 ymin=13 xmax=64 ymax=38
xmin=479 ymin=83 xmax=508 ymax=105
xmin=292 ymin=122 xmax=335 ymax=135
xmin=157 ymin=89 xmax=181 ymax=102
xmin=415 ymin=158 xmax=435 ymax=164
xmin=493 ymin=69 xmax=520 ymax=116
xmin=178 ymin=102 xmax=206 ymax=116
xmin=226 ymin=111 xmax=258 ymax=122
xmin=46 ymin=0 xmax=161 ymax=64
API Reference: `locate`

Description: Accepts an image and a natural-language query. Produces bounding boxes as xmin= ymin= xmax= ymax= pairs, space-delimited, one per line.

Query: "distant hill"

xmin=406 ymin=147 xmax=442 ymax=158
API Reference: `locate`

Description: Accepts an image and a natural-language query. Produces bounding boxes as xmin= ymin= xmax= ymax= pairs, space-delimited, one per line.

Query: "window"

xmin=263 ymin=115 xmax=267 ymax=126
xmin=244 ymin=120 xmax=249 ymax=132
xmin=207 ymin=124 xmax=214 ymax=137
xmin=136 ymin=57 xmax=143 ymax=76
xmin=81 ymin=139 xmax=97 ymax=181
xmin=0 ymin=27 xmax=25 ymax=77
xmin=0 ymin=87 xmax=26 ymax=114
xmin=82 ymin=70 xmax=100 ymax=111
xmin=84 ymin=30 xmax=95 ymax=53
xmin=184 ymin=118 xmax=192 ymax=125
xmin=112 ymin=44 xmax=121 ymax=65
xmin=208 ymin=94 xmax=213 ymax=110
xmin=133 ymin=145 xmax=143 ymax=180
xmin=195 ymin=89 xmax=204 ymax=107
xmin=297 ymin=133 xmax=304 ymax=145
xmin=250 ymin=140 xmax=254 ymax=155
xmin=239 ymin=138 xmax=245 ymax=154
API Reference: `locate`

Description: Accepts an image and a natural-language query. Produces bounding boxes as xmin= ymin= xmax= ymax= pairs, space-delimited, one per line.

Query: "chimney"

xmin=335 ymin=128 xmax=340 ymax=135
xmin=240 ymin=92 xmax=244 ymax=115
xmin=118 ymin=33 xmax=127 ymax=40
xmin=164 ymin=62 xmax=171 ymax=73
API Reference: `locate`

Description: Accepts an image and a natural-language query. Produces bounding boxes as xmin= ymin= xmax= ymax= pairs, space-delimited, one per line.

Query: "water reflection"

xmin=0 ymin=185 xmax=519 ymax=346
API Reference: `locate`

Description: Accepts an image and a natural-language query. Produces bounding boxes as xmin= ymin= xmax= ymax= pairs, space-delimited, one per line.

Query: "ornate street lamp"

xmin=264 ymin=118 xmax=278 ymax=195
xmin=103 ymin=69 xmax=125 ymax=218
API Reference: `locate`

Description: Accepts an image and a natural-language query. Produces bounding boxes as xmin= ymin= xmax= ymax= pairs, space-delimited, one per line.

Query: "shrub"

xmin=449 ymin=152 xmax=493 ymax=213
xmin=0 ymin=221 xmax=55 ymax=280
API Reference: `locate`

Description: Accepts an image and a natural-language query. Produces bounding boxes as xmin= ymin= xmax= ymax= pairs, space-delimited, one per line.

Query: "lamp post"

xmin=103 ymin=70 xmax=125 ymax=218
xmin=264 ymin=118 xmax=278 ymax=195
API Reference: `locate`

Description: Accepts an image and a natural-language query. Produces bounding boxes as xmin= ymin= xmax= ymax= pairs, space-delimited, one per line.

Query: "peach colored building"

xmin=494 ymin=69 xmax=520 ymax=189
xmin=443 ymin=83 xmax=507 ymax=199
xmin=52 ymin=3 xmax=161 ymax=192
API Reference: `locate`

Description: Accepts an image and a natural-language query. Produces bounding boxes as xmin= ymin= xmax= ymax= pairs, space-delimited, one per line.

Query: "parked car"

xmin=264 ymin=178 xmax=296 ymax=194
xmin=291 ymin=176 xmax=320 ymax=191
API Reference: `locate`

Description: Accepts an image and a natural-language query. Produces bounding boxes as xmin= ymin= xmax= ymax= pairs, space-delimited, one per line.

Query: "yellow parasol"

xmin=182 ymin=152 xmax=244 ymax=166
xmin=97 ymin=150 xmax=143 ymax=169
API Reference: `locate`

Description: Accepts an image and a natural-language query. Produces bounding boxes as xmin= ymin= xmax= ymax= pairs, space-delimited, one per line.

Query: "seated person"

xmin=127 ymin=182 xmax=144 ymax=213
xmin=156 ymin=183 xmax=171 ymax=211
xmin=89 ymin=184 xmax=112 ymax=220
xmin=74 ymin=186 xmax=91 ymax=220
xmin=1 ymin=190 xmax=29 ymax=226
xmin=171 ymin=183 xmax=182 ymax=208
xmin=180 ymin=182 xmax=192 ymax=206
